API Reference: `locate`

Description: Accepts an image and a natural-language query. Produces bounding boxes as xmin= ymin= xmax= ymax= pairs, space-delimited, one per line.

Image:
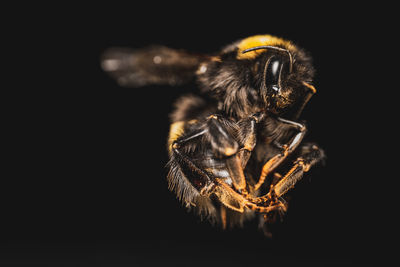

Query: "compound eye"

xmin=264 ymin=56 xmax=283 ymax=93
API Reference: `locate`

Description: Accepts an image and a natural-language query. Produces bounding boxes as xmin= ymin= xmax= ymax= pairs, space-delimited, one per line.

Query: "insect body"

xmin=101 ymin=35 xmax=325 ymax=235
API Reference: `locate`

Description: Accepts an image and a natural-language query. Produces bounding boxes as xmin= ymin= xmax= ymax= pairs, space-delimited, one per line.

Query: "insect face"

xmin=198 ymin=35 xmax=316 ymax=120
xmin=260 ymin=50 xmax=317 ymax=119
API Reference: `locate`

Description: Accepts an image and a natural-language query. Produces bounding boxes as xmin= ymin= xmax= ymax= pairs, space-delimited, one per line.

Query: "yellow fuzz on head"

xmin=237 ymin=35 xmax=296 ymax=60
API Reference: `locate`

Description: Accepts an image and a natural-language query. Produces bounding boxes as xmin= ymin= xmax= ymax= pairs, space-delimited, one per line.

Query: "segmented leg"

xmin=213 ymin=178 xmax=285 ymax=214
xmin=170 ymin=113 xmax=323 ymax=220
xmin=254 ymin=117 xmax=306 ymax=190
xmin=172 ymin=139 xmax=213 ymax=192
xmin=273 ymin=143 xmax=325 ymax=197
xmin=225 ymin=113 xmax=259 ymax=191
xmin=170 ymin=114 xmax=246 ymax=197
xmin=252 ymin=143 xmax=325 ymax=204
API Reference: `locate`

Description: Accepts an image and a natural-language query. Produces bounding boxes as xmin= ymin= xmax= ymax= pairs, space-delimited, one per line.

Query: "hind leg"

xmin=168 ymin=114 xmax=249 ymax=205
xmin=169 ymin=114 xmax=265 ymax=216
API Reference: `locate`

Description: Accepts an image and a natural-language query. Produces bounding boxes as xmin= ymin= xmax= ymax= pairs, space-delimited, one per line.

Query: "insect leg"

xmin=170 ymin=115 xmax=264 ymax=214
xmin=170 ymin=115 xmax=243 ymax=194
xmin=254 ymin=117 xmax=306 ymax=190
xmin=168 ymin=131 xmax=218 ymax=218
xmin=213 ymin=178 xmax=285 ymax=214
xmin=171 ymin=127 xmax=213 ymax=193
xmin=170 ymin=116 xmax=246 ymax=213
xmin=273 ymin=143 xmax=325 ymax=197
xmin=225 ymin=114 xmax=259 ymax=191
xmin=205 ymin=115 xmax=239 ymax=159
xmin=236 ymin=113 xmax=262 ymax=166
xmin=251 ymin=142 xmax=324 ymax=205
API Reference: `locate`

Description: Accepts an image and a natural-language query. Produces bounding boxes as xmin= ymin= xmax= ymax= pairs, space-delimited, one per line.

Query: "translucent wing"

xmin=101 ymin=45 xmax=206 ymax=87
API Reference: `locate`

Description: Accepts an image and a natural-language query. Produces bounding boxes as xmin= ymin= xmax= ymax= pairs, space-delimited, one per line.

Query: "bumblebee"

xmin=101 ymin=35 xmax=325 ymax=235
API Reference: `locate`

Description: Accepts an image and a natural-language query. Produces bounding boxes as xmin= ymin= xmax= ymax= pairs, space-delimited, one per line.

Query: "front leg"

xmin=254 ymin=117 xmax=306 ymax=190
xmin=254 ymin=143 xmax=325 ymax=237
xmin=254 ymin=142 xmax=325 ymax=206
xmin=273 ymin=143 xmax=325 ymax=197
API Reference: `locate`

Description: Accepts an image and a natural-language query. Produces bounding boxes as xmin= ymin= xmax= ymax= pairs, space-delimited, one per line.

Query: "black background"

xmin=3 ymin=3 xmax=388 ymax=266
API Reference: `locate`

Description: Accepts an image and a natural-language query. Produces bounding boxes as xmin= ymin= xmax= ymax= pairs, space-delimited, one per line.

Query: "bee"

xmin=101 ymin=35 xmax=325 ymax=235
